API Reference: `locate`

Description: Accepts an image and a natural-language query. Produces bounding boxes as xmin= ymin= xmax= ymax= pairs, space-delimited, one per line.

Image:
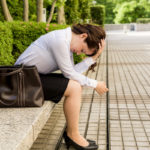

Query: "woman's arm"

xmin=72 ymin=39 xmax=105 ymax=74
xmin=51 ymin=39 xmax=98 ymax=88
xmin=92 ymin=39 xmax=105 ymax=61
xmin=51 ymin=39 xmax=109 ymax=95
xmin=73 ymin=57 xmax=96 ymax=74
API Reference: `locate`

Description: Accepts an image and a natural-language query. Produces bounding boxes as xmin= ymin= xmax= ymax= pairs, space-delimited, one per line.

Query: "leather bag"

xmin=0 ymin=65 xmax=44 ymax=107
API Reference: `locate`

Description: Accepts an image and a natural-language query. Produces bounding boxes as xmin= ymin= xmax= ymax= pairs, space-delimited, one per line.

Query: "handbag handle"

xmin=0 ymin=64 xmax=24 ymax=76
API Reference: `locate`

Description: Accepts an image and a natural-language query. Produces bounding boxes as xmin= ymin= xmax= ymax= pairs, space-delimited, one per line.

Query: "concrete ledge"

xmin=105 ymin=23 xmax=150 ymax=31
xmin=0 ymin=101 xmax=55 ymax=150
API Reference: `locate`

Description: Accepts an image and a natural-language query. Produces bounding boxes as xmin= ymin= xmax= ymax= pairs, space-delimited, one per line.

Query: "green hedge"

xmin=0 ymin=21 xmax=84 ymax=65
xmin=73 ymin=53 xmax=86 ymax=64
xmin=65 ymin=0 xmax=80 ymax=24
xmin=0 ymin=22 xmax=14 ymax=65
xmin=136 ymin=18 xmax=150 ymax=23
xmin=79 ymin=0 xmax=91 ymax=23
xmin=4 ymin=21 xmax=68 ymax=60
xmin=90 ymin=5 xmax=105 ymax=26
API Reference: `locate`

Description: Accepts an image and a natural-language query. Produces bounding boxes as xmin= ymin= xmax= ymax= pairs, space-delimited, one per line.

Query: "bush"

xmin=0 ymin=22 xmax=14 ymax=65
xmin=0 ymin=21 xmax=84 ymax=66
xmin=4 ymin=21 xmax=68 ymax=62
xmin=105 ymin=2 xmax=115 ymax=24
xmin=65 ymin=0 xmax=80 ymax=24
xmin=0 ymin=21 xmax=68 ymax=65
xmin=73 ymin=53 xmax=86 ymax=64
xmin=114 ymin=1 xmax=147 ymax=24
xmin=136 ymin=18 xmax=150 ymax=23
xmin=78 ymin=0 xmax=91 ymax=23
xmin=90 ymin=5 xmax=105 ymax=26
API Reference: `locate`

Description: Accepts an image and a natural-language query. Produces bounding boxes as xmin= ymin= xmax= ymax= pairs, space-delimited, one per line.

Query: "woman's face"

xmin=70 ymin=33 xmax=96 ymax=56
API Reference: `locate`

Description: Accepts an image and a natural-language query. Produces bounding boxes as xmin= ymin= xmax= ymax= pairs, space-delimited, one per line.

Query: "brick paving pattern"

xmin=108 ymin=32 xmax=150 ymax=150
xmin=30 ymin=31 xmax=150 ymax=150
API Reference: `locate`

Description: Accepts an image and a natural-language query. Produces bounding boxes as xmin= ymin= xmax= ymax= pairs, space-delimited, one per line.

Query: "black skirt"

xmin=39 ymin=73 xmax=69 ymax=103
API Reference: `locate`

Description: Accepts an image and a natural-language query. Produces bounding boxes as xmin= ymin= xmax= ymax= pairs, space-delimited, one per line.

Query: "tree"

xmin=96 ymin=0 xmax=150 ymax=24
xmin=23 ymin=0 xmax=29 ymax=21
xmin=65 ymin=0 xmax=80 ymax=24
xmin=78 ymin=0 xmax=92 ymax=23
xmin=90 ymin=5 xmax=105 ymax=25
xmin=57 ymin=0 xmax=66 ymax=24
xmin=37 ymin=0 xmax=43 ymax=22
xmin=114 ymin=1 xmax=147 ymax=24
xmin=0 ymin=0 xmax=13 ymax=21
xmin=96 ymin=0 xmax=116 ymax=24
xmin=47 ymin=0 xmax=57 ymax=23
xmin=139 ymin=0 xmax=150 ymax=17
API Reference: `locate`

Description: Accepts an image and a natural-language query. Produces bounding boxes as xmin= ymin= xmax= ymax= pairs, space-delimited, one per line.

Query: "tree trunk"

xmin=47 ymin=0 xmax=57 ymax=23
xmin=0 ymin=0 xmax=13 ymax=21
xmin=23 ymin=0 xmax=29 ymax=21
xmin=37 ymin=0 xmax=43 ymax=22
xmin=57 ymin=5 xmax=66 ymax=24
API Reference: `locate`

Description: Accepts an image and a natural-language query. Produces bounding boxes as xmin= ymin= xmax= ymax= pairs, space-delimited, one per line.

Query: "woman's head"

xmin=71 ymin=24 xmax=106 ymax=56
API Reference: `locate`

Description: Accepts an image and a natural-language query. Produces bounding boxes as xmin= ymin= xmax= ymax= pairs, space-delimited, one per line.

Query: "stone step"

xmin=0 ymin=101 xmax=55 ymax=150
xmin=30 ymin=99 xmax=66 ymax=150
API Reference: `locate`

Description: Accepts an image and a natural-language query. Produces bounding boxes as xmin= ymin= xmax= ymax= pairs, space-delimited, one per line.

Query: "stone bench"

xmin=0 ymin=101 xmax=56 ymax=150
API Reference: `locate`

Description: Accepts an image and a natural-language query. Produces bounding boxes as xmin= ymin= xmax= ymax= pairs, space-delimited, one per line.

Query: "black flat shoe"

xmin=63 ymin=131 xmax=98 ymax=150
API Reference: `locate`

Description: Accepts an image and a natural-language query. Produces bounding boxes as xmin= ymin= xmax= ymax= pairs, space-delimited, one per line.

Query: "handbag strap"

xmin=0 ymin=64 xmax=24 ymax=76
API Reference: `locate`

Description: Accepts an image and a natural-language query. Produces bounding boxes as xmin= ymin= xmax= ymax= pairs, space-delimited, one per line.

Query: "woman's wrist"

xmin=92 ymin=54 xmax=99 ymax=61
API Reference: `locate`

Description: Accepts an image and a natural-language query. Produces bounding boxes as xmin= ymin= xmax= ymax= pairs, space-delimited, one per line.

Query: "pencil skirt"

xmin=39 ymin=73 xmax=69 ymax=103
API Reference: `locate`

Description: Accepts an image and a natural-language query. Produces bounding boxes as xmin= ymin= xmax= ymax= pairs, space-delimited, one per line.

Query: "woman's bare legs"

xmin=63 ymin=80 xmax=89 ymax=146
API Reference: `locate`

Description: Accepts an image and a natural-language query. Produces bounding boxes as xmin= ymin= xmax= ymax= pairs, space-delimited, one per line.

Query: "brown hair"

xmin=71 ymin=24 xmax=106 ymax=74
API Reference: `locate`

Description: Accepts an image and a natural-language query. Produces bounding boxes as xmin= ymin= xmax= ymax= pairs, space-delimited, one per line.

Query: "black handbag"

xmin=0 ymin=65 xmax=44 ymax=107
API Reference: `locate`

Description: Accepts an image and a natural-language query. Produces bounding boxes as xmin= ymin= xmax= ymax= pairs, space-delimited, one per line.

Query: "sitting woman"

xmin=15 ymin=24 xmax=109 ymax=150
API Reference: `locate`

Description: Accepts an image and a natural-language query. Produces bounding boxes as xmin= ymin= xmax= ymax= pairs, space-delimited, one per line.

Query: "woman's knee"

xmin=64 ymin=80 xmax=82 ymax=97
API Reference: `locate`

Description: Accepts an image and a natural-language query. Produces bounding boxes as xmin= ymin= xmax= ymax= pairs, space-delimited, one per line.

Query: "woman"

xmin=15 ymin=24 xmax=109 ymax=150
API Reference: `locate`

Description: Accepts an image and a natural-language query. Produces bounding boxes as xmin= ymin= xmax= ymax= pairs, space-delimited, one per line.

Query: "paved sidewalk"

xmin=30 ymin=31 xmax=150 ymax=150
xmin=108 ymin=31 xmax=150 ymax=150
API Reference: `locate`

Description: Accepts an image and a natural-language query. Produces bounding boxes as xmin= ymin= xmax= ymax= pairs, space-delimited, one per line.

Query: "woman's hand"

xmin=95 ymin=81 xmax=109 ymax=95
xmin=92 ymin=39 xmax=106 ymax=61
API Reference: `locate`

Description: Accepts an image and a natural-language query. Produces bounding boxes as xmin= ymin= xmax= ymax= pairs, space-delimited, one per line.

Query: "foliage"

xmin=44 ymin=0 xmax=59 ymax=23
xmin=0 ymin=21 xmax=68 ymax=65
xmin=64 ymin=0 xmax=92 ymax=24
xmin=90 ymin=5 xmax=105 ymax=25
xmin=65 ymin=0 xmax=80 ymax=24
xmin=104 ymin=1 xmax=115 ymax=24
xmin=78 ymin=0 xmax=92 ymax=23
xmin=0 ymin=0 xmax=104 ymax=25
xmin=0 ymin=22 xmax=14 ymax=65
xmin=73 ymin=53 xmax=86 ymax=64
xmin=0 ymin=0 xmax=55 ymax=22
xmin=114 ymin=1 xmax=147 ymax=24
xmin=136 ymin=18 xmax=150 ymax=23
xmin=4 ymin=21 xmax=47 ymax=60
xmin=0 ymin=0 xmax=37 ymax=21
xmin=139 ymin=0 xmax=150 ymax=18
xmin=95 ymin=0 xmax=115 ymax=24
xmin=0 ymin=21 xmax=84 ymax=65
xmin=96 ymin=0 xmax=150 ymax=24
xmin=6 ymin=21 xmax=68 ymax=60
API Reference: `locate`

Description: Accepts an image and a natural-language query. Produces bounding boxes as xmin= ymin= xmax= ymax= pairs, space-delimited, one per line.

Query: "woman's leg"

xmin=63 ymin=80 xmax=89 ymax=146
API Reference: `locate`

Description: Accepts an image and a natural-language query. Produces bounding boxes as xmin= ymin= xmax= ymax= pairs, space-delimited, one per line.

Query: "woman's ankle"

xmin=67 ymin=130 xmax=80 ymax=137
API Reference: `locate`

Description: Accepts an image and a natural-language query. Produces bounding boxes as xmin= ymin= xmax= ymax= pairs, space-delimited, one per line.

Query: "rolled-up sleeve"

xmin=51 ymin=39 xmax=98 ymax=88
